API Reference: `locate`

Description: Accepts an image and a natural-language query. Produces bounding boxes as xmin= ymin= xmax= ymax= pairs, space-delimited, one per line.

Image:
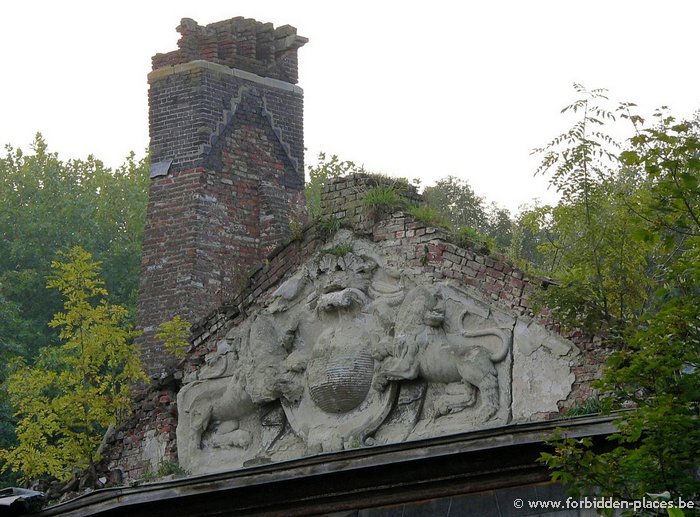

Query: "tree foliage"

xmin=0 ymin=295 xmax=32 ymax=487
xmin=0 ymin=134 xmax=149 ymax=354
xmin=506 ymin=204 xmax=548 ymax=270
xmin=422 ymin=175 xmax=514 ymax=251
xmin=423 ymin=175 xmax=488 ymax=230
xmin=156 ymin=315 xmax=191 ymax=360
xmin=536 ymin=87 xmax=700 ymax=503
xmin=0 ymin=135 xmax=148 ymax=486
xmin=0 ymin=248 xmax=145 ymax=482
xmin=525 ymin=176 xmax=654 ymax=332
xmin=529 ymin=85 xmax=655 ymax=331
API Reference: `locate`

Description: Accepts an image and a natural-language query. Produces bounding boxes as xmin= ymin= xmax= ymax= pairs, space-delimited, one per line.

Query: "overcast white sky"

xmin=1 ymin=1 xmax=699 ymax=211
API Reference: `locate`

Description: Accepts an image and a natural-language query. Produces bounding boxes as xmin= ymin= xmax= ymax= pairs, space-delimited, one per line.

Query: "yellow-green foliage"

xmin=0 ymin=247 xmax=146 ymax=482
xmin=156 ymin=315 xmax=191 ymax=359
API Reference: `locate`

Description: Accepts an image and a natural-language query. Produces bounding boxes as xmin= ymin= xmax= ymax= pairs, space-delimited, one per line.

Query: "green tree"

xmin=0 ymin=247 xmax=146 ymax=482
xmin=156 ymin=315 xmax=191 ymax=359
xmin=543 ymin=249 xmax=700 ymax=502
xmin=0 ymin=294 xmax=34 ymax=369
xmin=530 ymin=86 xmax=656 ymax=332
xmin=0 ymin=134 xmax=149 ymax=355
xmin=507 ymin=203 xmax=548 ymax=270
xmin=423 ymin=175 xmax=488 ymax=231
xmin=0 ymin=294 xmax=34 ymax=487
xmin=0 ymin=136 xmax=148 ymax=486
xmin=485 ymin=202 xmax=513 ymax=249
xmin=537 ymin=90 xmax=700 ymax=503
xmin=620 ymin=108 xmax=700 ymax=240
xmin=423 ymin=176 xmax=514 ymax=251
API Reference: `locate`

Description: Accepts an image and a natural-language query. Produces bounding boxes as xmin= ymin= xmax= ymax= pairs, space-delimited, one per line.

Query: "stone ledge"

xmin=35 ymin=414 xmax=619 ymax=517
xmin=148 ymin=60 xmax=303 ymax=94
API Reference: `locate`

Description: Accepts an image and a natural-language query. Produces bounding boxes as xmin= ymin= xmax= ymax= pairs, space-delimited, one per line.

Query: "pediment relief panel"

xmin=177 ymin=232 xmax=579 ymax=473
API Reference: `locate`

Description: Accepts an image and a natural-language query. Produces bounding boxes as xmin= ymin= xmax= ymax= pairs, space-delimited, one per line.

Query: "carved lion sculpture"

xmin=181 ymin=312 xmax=302 ymax=451
xmin=374 ymin=286 xmax=510 ymax=421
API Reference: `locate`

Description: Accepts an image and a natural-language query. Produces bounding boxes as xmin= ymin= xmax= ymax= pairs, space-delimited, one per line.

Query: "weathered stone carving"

xmin=373 ymin=285 xmax=510 ymax=423
xmin=177 ymin=232 xmax=579 ymax=474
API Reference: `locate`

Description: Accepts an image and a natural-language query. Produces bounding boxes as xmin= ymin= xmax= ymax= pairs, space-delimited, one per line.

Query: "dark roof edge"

xmin=37 ymin=414 xmax=619 ymax=516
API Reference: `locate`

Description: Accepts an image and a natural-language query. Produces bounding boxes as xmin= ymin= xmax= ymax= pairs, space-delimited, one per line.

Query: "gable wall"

xmin=99 ymin=174 xmax=606 ymax=484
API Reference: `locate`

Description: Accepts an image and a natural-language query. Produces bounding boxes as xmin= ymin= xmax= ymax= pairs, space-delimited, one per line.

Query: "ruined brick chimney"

xmin=137 ymin=17 xmax=307 ymax=378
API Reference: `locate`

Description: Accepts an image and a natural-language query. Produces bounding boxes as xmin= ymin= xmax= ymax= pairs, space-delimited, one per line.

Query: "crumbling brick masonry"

xmin=137 ymin=17 xmax=307 ymax=379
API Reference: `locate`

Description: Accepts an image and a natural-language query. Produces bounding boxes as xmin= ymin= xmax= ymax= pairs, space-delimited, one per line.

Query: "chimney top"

xmin=151 ymin=17 xmax=307 ymax=84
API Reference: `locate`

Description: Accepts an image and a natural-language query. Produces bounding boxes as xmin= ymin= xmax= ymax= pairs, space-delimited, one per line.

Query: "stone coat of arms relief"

xmin=177 ymin=233 xmax=579 ymax=474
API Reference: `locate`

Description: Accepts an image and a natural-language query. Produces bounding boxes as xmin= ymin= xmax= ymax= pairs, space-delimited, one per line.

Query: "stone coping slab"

xmin=148 ymin=60 xmax=303 ymax=94
xmin=37 ymin=414 xmax=618 ymax=516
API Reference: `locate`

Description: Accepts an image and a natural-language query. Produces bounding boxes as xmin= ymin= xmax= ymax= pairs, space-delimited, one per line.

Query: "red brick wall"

xmin=137 ymin=18 xmax=306 ymax=379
